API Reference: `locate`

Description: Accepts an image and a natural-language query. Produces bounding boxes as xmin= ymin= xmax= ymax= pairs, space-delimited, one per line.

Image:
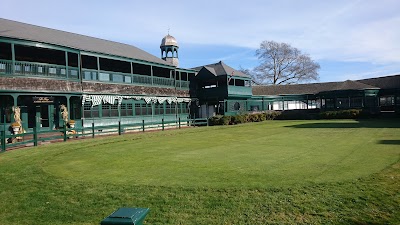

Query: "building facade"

xmin=1 ymin=18 xmax=399 ymax=134
xmin=0 ymin=18 xmax=195 ymax=131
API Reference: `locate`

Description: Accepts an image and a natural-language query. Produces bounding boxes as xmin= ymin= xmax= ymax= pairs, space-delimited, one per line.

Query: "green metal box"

xmin=100 ymin=207 xmax=150 ymax=225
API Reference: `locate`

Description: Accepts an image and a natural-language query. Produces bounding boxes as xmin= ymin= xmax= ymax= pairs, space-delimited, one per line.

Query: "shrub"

xmin=208 ymin=115 xmax=231 ymax=126
xmin=231 ymin=115 xmax=247 ymax=124
xmin=247 ymin=114 xmax=260 ymax=122
xmin=221 ymin=116 xmax=231 ymax=125
xmin=265 ymin=111 xmax=281 ymax=120
xmin=319 ymin=109 xmax=362 ymax=119
xmin=208 ymin=115 xmax=223 ymax=126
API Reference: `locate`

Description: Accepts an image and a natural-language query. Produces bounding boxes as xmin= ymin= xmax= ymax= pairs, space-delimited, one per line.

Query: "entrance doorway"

xmin=40 ymin=105 xmax=50 ymax=128
xmin=27 ymin=104 xmax=54 ymax=129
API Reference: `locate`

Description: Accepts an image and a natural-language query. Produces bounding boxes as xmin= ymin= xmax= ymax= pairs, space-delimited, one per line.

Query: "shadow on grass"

xmin=285 ymin=119 xmax=400 ymax=129
xmin=345 ymin=218 xmax=389 ymax=225
xmin=378 ymin=140 xmax=400 ymax=145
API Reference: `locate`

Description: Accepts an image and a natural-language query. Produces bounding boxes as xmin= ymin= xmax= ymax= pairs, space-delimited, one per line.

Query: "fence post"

xmin=178 ymin=117 xmax=181 ymax=129
xmin=92 ymin=122 xmax=95 ymax=138
xmin=142 ymin=120 xmax=145 ymax=132
xmin=1 ymin=116 xmax=6 ymax=152
xmin=63 ymin=124 xmax=67 ymax=142
xmin=1 ymin=130 xmax=6 ymax=152
xmin=162 ymin=119 xmax=164 ymax=131
xmin=206 ymin=117 xmax=209 ymax=126
xmin=118 ymin=121 xmax=121 ymax=135
xmin=33 ymin=126 xmax=38 ymax=146
xmin=81 ymin=119 xmax=84 ymax=137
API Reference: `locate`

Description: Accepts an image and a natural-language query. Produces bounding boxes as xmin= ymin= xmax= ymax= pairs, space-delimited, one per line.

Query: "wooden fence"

xmin=1 ymin=117 xmax=208 ymax=152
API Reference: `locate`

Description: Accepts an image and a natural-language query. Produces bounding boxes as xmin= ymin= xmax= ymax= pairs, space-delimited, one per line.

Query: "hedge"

xmin=208 ymin=111 xmax=281 ymax=126
xmin=208 ymin=109 xmax=381 ymax=126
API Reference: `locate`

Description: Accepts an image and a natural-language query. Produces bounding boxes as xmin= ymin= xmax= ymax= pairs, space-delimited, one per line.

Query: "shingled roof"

xmin=0 ymin=18 xmax=172 ymax=66
xmin=192 ymin=61 xmax=250 ymax=78
xmin=357 ymin=74 xmax=400 ymax=89
xmin=252 ymin=80 xmax=378 ymax=96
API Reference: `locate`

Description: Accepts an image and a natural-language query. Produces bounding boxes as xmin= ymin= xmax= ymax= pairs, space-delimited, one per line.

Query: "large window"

xmin=67 ymin=52 xmax=78 ymax=67
xmin=0 ymin=42 xmax=12 ymax=60
xmin=81 ymin=55 xmax=97 ymax=70
xmin=83 ymin=103 xmax=99 ymax=118
xmin=179 ymin=103 xmax=189 ymax=114
xmin=336 ymin=98 xmax=349 ymax=109
xmin=166 ymin=103 xmax=176 ymax=114
xmin=135 ymin=103 xmax=152 ymax=116
xmin=154 ymin=103 xmax=164 ymax=115
xmin=350 ymin=97 xmax=363 ymax=108
xmin=120 ymin=103 xmax=133 ymax=117
xmin=15 ymin=44 xmax=65 ymax=65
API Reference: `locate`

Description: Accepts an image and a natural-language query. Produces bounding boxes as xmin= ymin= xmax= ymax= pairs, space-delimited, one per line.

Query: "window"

xmin=250 ymin=105 xmax=259 ymax=111
xmin=179 ymin=103 xmax=189 ymax=114
xmin=81 ymin=55 xmax=98 ymax=70
xmin=135 ymin=103 xmax=141 ymax=115
xmin=83 ymin=102 xmax=92 ymax=118
xmin=380 ymin=96 xmax=395 ymax=106
xmin=110 ymin=104 xmax=119 ymax=117
xmin=83 ymin=103 xmax=99 ymax=118
xmin=68 ymin=52 xmax=79 ymax=67
xmin=120 ymin=103 xmax=133 ymax=117
xmin=154 ymin=103 xmax=164 ymax=115
xmin=126 ymin=103 xmax=133 ymax=116
xmin=0 ymin=42 xmax=12 ymax=60
xmin=336 ymin=98 xmax=349 ymax=109
xmin=350 ymin=97 xmax=363 ymax=108
xmin=325 ymin=98 xmax=334 ymax=109
xmin=134 ymin=103 xmax=152 ymax=116
xmin=102 ymin=104 xmax=111 ymax=117
xmin=166 ymin=103 xmax=176 ymax=114
xmin=233 ymin=102 xmax=240 ymax=111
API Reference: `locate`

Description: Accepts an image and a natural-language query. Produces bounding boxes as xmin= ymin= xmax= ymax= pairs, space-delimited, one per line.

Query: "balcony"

xmin=0 ymin=60 xmax=189 ymax=90
xmin=0 ymin=59 xmax=79 ymax=80
xmin=228 ymin=85 xmax=253 ymax=96
xmin=82 ymin=69 xmax=189 ymax=90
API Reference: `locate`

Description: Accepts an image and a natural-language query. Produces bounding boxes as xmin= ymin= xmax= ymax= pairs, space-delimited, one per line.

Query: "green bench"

xmin=101 ymin=207 xmax=150 ymax=225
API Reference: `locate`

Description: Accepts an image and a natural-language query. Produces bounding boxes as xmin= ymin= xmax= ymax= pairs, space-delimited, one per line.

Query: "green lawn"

xmin=0 ymin=119 xmax=399 ymax=224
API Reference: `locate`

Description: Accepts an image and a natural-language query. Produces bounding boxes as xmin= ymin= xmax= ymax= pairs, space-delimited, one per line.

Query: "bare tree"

xmin=251 ymin=41 xmax=320 ymax=85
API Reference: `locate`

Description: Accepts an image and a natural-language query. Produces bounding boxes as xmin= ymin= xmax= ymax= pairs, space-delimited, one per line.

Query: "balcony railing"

xmin=228 ymin=85 xmax=253 ymax=96
xmin=82 ymin=69 xmax=189 ymax=89
xmin=0 ymin=59 xmax=79 ymax=80
xmin=0 ymin=59 xmax=189 ymax=89
xmin=176 ymin=80 xmax=190 ymax=89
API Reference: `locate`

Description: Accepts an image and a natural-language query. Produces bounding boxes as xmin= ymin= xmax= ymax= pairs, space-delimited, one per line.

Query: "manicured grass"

xmin=0 ymin=119 xmax=399 ymax=224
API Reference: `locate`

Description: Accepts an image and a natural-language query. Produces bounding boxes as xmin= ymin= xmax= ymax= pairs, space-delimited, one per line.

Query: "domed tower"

xmin=160 ymin=34 xmax=179 ymax=67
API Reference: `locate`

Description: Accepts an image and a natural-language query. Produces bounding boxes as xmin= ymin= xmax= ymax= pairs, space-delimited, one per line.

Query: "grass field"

xmin=0 ymin=119 xmax=399 ymax=224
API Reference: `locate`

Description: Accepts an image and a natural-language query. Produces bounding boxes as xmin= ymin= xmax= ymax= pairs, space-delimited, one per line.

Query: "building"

xmin=0 ymin=18 xmax=195 ymax=131
xmin=1 ymin=18 xmax=399 ymax=133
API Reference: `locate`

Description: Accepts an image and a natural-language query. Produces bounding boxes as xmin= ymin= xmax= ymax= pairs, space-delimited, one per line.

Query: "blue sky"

xmin=2 ymin=0 xmax=400 ymax=82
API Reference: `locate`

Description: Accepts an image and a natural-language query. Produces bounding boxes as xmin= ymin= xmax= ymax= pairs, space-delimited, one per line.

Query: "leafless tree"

xmin=251 ymin=41 xmax=320 ymax=85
